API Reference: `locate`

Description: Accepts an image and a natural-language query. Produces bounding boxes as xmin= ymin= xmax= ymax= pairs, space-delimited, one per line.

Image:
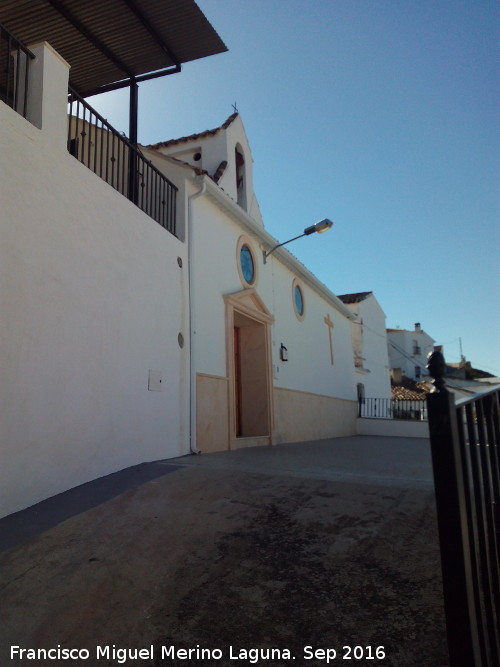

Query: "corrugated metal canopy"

xmin=0 ymin=0 xmax=227 ymax=97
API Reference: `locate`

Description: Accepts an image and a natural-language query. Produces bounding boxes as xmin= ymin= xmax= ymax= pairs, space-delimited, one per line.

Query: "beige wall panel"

xmin=196 ymin=374 xmax=229 ymax=453
xmin=273 ymin=387 xmax=358 ymax=444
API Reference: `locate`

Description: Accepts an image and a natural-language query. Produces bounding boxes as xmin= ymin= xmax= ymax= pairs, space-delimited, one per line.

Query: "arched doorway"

xmin=224 ymin=289 xmax=274 ymax=449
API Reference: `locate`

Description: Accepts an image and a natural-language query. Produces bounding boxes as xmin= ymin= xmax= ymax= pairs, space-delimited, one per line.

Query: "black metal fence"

xmin=359 ymin=397 xmax=427 ymax=420
xmin=0 ymin=22 xmax=34 ymax=118
xmin=427 ymin=354 xmax=499 ymax=666
xmin=67 ymin=87 xmax=177 ymax=236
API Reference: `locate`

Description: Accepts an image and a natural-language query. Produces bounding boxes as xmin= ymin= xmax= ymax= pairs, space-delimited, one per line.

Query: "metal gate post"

xmin=426 ymin=352 xmax=481 ymax=666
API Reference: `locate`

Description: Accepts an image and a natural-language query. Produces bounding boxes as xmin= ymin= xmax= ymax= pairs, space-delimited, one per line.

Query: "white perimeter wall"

xmin=0 ymin=103 xmax=189 ymax=518
xmin=357 ymin=418 xmax=429 ymax=439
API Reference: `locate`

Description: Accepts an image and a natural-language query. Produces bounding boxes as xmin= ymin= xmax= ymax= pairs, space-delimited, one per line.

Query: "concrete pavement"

xmin=170 ymin=435 xmax=436 ymax=488
xmin=0 ymin=436 xmax=448 ymax=666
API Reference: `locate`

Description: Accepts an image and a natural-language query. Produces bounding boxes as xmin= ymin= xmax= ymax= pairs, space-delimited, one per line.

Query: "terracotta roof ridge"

xmin=146 ymin=113 xmax=239 ymax=150
xmin=212 ymin=160 xmax=228 ymax=183
xmin=143 ymin=149 xmax=208 ymax=177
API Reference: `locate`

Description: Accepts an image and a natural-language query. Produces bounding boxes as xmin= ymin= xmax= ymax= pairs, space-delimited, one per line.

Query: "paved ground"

xmin=0 ymin=436 xmax=448 ymax=667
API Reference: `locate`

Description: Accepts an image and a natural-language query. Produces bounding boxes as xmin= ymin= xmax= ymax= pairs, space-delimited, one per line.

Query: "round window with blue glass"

xmin=240 ymin=244 xmax=255 ymax=285
xmin=292 ymin=279 xmax=305 ymax=320
xmin=294 ymin=285 xmax=304 ymax=315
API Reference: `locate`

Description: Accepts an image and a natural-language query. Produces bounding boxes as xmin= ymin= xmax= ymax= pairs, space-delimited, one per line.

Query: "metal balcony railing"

xmin=67 ymin=87 xmax=177 ymax=236
xmin=0 ymin=22 xmax=34 ymax=119
xmin=359 ymin=397 xmax=427 ymax=420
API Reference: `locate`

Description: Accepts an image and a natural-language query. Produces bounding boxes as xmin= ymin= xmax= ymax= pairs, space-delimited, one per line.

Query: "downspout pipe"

xmin=187 ymin=178 xmax=206 ymax=454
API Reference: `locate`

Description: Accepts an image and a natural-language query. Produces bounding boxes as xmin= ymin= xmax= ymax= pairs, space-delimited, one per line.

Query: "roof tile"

xmin=147 ymin=112 xmax=239 ymax=150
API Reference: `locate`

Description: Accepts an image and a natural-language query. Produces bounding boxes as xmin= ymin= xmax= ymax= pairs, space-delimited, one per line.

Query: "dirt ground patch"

xmin=0 ymin=466 xmax=447 ymax=667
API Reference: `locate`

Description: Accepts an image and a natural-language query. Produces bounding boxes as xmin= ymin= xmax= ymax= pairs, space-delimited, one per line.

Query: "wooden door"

xmin=234 ymin=326 xmax=242 ymax=437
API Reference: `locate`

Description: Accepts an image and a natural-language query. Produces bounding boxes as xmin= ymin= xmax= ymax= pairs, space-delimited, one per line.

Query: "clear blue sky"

xmin=93 ymin=0 xmax=499 ymax=375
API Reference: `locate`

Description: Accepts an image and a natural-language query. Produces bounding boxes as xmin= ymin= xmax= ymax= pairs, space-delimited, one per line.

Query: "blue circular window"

xmin=294 ymin=284 xmax=304 ymax=317
xmin=240 ymin=245 xmax=255 ymax=284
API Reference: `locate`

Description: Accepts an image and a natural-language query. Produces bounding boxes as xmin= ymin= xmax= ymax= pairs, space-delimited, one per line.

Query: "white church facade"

xmin=143 ymin=113 xmax=359 ymax=453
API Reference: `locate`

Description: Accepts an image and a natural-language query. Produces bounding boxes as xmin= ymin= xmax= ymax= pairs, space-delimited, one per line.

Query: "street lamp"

xmin=262 ymin=218 xmax=333 ymax=263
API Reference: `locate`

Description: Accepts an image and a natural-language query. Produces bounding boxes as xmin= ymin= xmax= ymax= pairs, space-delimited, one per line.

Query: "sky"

xmin=92 ymin=0 xmax=500 ymax=376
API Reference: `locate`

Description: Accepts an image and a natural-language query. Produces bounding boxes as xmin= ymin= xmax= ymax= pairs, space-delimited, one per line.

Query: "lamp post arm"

xmin=262 ymin=219 xmax=333 ymax=264
xmin=263 ymin=233 xmax=306 ymax=263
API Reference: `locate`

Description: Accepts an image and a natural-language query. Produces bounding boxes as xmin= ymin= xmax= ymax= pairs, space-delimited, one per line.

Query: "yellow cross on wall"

xmin=324 ymin=314 xmax=334 ymax=365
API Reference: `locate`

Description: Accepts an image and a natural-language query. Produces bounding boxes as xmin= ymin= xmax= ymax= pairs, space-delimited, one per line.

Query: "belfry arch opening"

xmin=235 ymin=144 xmax=247 ymax=210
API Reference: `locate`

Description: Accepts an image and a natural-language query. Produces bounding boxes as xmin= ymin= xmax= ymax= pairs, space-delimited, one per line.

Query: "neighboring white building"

xmin=387 ymin=324 xmax=435 ymax=381
xmin=337 ymin=292 xmax=392 ymax=401
xmin=144 ymin=114 xmax=359 ymax=452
